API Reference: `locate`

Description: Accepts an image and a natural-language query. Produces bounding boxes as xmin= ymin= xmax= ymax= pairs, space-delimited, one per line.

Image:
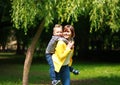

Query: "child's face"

xmin=53 ymin=27 xmax=63 ymax=36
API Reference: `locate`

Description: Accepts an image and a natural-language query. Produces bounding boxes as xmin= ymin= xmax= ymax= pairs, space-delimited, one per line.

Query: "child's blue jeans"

xmin=46 ymin=54 xmax=56 ymax=81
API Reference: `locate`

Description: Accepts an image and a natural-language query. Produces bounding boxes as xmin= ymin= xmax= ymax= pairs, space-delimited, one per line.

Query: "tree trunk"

xmin=22 ymin=20 xmax=45 ymax=85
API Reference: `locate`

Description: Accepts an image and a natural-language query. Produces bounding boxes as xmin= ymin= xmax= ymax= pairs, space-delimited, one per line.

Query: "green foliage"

xmin=56 ymin=0 xmax=81 ymax=23
xmin=89 ymin=0 xmax=120 ymax=32
xmin=10 ymin=0 xmax=120 ymax=33
xmin=11 ymin=0 xmax=39 ymax=33
xmin=10 ymin=0 xmax=81 ymax=33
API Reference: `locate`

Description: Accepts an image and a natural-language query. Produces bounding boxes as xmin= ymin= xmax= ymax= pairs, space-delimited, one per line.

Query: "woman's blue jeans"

xmin=56 ymin=65 xmax=70 ymax=85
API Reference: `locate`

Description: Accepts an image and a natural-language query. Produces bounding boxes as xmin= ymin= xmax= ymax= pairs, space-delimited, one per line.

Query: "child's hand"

xmin=67 ymin=41 xmax=74 ymax=49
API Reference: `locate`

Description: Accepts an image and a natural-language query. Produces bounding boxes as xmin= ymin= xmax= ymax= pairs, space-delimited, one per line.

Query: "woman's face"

xmin=63 ymin=29 xmax=72 ymax=39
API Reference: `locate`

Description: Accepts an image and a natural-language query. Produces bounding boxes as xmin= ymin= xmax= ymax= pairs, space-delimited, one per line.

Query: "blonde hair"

xmin=53 ymin=24 xmax=62 ymax=31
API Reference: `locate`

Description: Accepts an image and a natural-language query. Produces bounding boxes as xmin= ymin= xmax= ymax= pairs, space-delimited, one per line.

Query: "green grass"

xmin=0 ymin=54 xmax=120 ymax=85
xmin=70 ymin=62 xmax=120 ymax=85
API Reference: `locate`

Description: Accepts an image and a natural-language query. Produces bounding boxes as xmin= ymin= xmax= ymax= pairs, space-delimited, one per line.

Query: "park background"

xmin=0 ymin=0 xmax=120 ymax=85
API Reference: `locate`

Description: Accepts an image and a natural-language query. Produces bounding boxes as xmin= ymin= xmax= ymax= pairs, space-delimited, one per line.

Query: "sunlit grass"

xmin=70 ymin=62 xmax=120 ymax=85
xmin=0 ymin=54 xmax=120 ymax=85
xmin=71 ymin=63 xmax=120 ymax=79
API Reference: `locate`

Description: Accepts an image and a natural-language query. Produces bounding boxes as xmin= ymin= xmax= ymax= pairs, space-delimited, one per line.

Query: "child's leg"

xmin=46 ymin=54 xmax=60 ymax=85
xmin=69 ymin=66 xmax=74 ymax=72
xmin=46 ymin=54 xmax=56 ymax=80
xmin=69 ymin=66 xmax=80 ymax=75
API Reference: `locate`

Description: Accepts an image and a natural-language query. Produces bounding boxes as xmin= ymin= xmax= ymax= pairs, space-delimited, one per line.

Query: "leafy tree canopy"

xmin=89 ymin=0 xmax=120 ymax=32
xmin=11 ymin=0 xmax=120 ymax=33
xmin=11 ymin=0 xmax=81 ymax=33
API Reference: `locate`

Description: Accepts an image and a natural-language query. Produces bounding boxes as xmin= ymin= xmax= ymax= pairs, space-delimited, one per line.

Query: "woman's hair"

xmin=63 ymin=25 xmax=75 ymax=38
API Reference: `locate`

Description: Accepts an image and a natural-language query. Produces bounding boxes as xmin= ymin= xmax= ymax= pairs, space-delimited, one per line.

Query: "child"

xmin=45 ymin=24 xmax=79 ymax=85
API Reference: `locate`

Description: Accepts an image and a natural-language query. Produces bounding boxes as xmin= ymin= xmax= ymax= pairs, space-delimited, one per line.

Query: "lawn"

xmin=0 ymin=53 xmax=120 ymax=85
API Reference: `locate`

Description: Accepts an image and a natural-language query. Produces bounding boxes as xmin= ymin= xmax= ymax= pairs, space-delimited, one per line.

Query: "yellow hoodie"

xmin=52 ymin=40 xmax=74 ymax=72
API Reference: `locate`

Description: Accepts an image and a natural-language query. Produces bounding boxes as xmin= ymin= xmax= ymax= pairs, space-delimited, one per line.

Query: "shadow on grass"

xmin=32 ymin=76 xmax=120 ymax=85
xmin=0 ymin=77 xmax=120 ymax=85
xmin=0 ymin=53 xmax=25 ymax=64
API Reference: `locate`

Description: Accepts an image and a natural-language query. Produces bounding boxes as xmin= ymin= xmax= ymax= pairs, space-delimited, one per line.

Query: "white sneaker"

xmin=72 ymin=69 xmax=80 ymax=75
xmin=52 ymin=80 xmax=61 ymax=85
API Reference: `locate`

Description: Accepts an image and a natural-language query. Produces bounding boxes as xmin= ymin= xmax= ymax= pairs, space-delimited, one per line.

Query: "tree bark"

xmin=22 ymin=20 xmax=45 ymax=85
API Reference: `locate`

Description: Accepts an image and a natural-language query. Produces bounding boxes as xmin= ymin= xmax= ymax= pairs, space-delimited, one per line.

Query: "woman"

xmin=52 ymin=25 xmax=75 ymax=85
